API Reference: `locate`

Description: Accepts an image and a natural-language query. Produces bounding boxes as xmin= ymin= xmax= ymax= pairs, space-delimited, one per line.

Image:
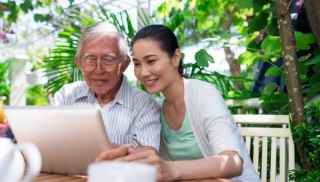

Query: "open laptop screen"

xmin=5 ymin=106 xmax=111 ymax=175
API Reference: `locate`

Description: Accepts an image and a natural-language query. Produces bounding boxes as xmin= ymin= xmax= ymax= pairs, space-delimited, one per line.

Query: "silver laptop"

xmin=5 ymin=106 xmax=111 ymax=175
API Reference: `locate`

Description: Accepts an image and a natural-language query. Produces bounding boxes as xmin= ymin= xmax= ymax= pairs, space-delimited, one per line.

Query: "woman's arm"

xmin=169 ymin=150 xmax=243 ymax=180
xmin=119 ymin=147 xmax=243 ymax=181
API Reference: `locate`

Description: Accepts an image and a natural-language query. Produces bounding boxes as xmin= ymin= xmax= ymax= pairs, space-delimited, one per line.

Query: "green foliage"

xmin=42 ymin=25 xmax=81 ymax=94
xmin=238 ymin=51 xmax=261 ymax=66
xmin=33 ymin=13 xmax=52 ymax=22
xmin=0 ymin=61 xmax=10 ymax=104
xmin=183 ymin=49 xmax=254 ymax=99
xmin=295 ymin=32 xmax=317 ymax=51
xmin=194 ymin=49 xmax=214 ymax=67
xmin=289 ymin=170 xmax=320 ymax=182
xmin=290 ymin=101 xmax=320 ymax=181
xmin=0 ymin=0 xmax=54 ymax=24
xmin=26 ymin=85 xmax=49 ymax=105
xmin=265 ymin=66 xmax=282 ymax=77
xmin=261 ymin=35 xmax=282 ymax=60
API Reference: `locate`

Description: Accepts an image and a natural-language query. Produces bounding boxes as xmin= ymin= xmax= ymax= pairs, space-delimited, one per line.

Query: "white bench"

xmin=233 ymin=114 xmax=295 ymax=182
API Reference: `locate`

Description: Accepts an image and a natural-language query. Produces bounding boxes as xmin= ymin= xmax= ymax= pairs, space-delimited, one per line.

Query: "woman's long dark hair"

xmin=131 ymin=25 xmax=184 ymax=76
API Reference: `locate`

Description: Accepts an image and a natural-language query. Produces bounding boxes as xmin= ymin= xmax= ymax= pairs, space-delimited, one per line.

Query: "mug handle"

xmin=17 ymin=143 xmax=42 ymax=182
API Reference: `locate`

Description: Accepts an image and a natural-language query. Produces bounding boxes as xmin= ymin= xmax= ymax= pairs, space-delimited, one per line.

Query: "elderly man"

xmin=53 ymin=22 xmax=160 ymax=150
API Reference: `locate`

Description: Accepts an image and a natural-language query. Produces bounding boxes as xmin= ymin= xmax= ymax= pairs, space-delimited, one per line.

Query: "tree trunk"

xmin=0 ymin=3 xmax=8 ymax=11
xmin=276 ymin=0 xmax=311 ymax=169
xmin=304 ymin=0 xmax=320 ymax=46
xmin=223 ymin=11 xmax=243 ymax=90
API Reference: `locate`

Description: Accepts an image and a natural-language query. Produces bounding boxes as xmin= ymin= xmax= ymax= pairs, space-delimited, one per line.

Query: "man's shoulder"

xmin=54 ymin=81 xmax=89 ymax=103
xmin=57 ymin=81 xmax=87 ymax=95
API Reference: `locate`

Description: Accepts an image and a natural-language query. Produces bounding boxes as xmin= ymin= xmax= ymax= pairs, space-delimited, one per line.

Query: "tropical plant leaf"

xmin=195 ymin=49 xmax=214 ymax=67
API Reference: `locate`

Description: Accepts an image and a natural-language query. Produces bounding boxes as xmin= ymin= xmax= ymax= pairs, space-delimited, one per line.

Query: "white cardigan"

xmin=161 ymin=78 xmax=259 ymax=182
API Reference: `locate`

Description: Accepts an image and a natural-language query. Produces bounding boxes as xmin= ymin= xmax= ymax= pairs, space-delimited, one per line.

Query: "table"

xmin=35 ymin=173 xmax=87 ymax=182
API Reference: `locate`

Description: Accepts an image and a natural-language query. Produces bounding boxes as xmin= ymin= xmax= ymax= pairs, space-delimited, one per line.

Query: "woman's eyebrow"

xmin=143 ymin=54 xmax=157 ymax=59
xmin=132 ymin=54 xmax=157 ymax=61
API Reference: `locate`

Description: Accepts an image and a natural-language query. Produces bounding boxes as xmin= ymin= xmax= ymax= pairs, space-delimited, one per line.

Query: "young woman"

xmin=97 ymin=25 xmax=259 ymax=182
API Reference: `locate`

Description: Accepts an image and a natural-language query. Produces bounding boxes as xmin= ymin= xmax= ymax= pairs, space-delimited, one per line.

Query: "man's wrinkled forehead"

xmin=80 ymin=34 xmax=121 ymax=53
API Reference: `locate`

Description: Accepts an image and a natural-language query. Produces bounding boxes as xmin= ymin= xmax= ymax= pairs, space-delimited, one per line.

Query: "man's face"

xmin=77 ymin=35 xmax=127 ymax=96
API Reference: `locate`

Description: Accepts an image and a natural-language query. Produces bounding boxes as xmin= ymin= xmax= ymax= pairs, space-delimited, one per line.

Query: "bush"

xmin=290 ymin=101 xmax=320 ymax=181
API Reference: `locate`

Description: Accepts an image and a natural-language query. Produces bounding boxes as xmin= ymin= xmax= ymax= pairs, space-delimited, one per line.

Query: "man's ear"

xmin=120 ymin=55 xmax=130 ymax=72
xmin=75 ymin=56 xmax=81 ymax=67
xmin=172 ymin=49 xmax=183 ymax=68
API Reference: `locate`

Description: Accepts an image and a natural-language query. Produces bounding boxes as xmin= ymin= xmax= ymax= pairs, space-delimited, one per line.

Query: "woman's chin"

xmin=145 ymin=86 xmax=160 ymax=94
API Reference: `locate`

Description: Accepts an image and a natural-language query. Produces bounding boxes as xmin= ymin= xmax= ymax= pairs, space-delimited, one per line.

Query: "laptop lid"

xmin=5 ymin=106 xmax=111 ymax=175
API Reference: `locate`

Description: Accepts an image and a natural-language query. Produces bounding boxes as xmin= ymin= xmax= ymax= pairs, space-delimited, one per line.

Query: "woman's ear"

xmin=172 ymin=49 xmax=183 ymax=68
xmin=120 ymin=55 xmax=130 ymax=72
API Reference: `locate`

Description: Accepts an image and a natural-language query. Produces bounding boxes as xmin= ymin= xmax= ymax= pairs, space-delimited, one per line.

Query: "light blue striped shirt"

xmin=53 ymin=76 xmax=161 ymax=150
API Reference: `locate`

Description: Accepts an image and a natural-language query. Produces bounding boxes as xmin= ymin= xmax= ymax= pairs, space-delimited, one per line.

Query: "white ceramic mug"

xmin=0 ymin=138 xmax=42 ymax=182
xmin=88 ymin=161 xmax=156 ymax=182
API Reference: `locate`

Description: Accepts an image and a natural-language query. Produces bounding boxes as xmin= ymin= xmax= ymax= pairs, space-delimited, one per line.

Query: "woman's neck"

xmin=163 ymin=76 xmax=184 ymax=108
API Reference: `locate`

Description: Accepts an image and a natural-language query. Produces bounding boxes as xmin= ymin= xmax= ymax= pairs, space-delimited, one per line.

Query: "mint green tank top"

xmin=160 ymin=111 xmax=203 ymax=160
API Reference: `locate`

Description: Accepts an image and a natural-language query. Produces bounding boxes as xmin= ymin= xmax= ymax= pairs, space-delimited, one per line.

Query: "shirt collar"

xmin=74 ymin=75 xmax=132 ymax=108
xmin=74 ymin=83 xmax=96 ymax=103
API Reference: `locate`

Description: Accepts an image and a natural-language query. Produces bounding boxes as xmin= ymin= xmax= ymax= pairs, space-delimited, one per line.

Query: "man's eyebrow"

xmin=102 ymin=53 xmax=118 ymax=57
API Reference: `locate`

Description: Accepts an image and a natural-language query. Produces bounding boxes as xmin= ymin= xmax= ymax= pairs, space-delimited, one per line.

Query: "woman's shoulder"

xmin=184 ymin=78 xmax=221 ymax=95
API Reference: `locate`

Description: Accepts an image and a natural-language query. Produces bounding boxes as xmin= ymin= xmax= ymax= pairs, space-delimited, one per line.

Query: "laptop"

xmin=5 ymin=106 xmax=112 ymax=175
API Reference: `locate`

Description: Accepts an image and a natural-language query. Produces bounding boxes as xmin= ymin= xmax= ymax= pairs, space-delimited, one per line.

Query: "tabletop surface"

xmin=35 ymin=173 xmax=87 ymax=182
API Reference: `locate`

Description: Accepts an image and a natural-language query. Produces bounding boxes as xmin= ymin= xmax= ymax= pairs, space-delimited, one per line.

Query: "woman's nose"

xmin=140 ymin=65 xmax=151 ymax=77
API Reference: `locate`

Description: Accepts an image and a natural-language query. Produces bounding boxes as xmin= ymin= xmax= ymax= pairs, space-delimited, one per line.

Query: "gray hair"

xmin=76 ymin=22 xmax=129 ymax=58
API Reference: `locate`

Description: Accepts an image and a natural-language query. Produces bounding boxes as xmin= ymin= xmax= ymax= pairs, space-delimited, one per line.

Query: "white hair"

xmin=76 ymin=22 xmax=128 ymax=58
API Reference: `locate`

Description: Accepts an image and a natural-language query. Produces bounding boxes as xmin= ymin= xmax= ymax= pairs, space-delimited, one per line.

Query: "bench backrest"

xmin=233 ymin=114 xmax=295 ymax=182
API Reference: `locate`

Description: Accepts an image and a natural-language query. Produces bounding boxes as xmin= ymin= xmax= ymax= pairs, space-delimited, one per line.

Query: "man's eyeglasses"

xmin=80 ymin=54 xmax=123 ymax=71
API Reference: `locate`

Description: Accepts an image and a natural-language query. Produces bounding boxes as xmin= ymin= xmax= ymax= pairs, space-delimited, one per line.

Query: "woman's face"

xmin=132 ymin=39 xmax=181 ymax=94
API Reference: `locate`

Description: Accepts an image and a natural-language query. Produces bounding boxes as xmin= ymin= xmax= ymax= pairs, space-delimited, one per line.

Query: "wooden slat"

xmin=245 ymin=136 xmax=251 ymax=154
xmin=253 ymin=137 xmax=260 ymax=176
xmin=240 ymin=127 xmax=291 ymax=137
xmin=261 ymin=137 xmax=268 ymax=182
xmin=270 ymin=137 xmax=277 ymax=182
xmin=279 ymin=138 xmax=286 ymax=181
xmin=233 ymin=115 xmax=289 ymax=125
xmin=288 ymin=137 xmax=295 ymax=171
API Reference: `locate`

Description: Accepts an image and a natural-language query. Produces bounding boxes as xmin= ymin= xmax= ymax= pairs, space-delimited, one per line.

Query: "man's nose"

xmin=94 ymin=60 xmax=104 ymax=73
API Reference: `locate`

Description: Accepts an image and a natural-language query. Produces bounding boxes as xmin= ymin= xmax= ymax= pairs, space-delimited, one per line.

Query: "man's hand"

xmin=95 ymin=145 xmax=130 ymax=161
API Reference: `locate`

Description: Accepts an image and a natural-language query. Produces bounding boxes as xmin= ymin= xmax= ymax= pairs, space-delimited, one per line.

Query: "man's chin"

xmin=92 ymin=87 xmax=111 ymax=95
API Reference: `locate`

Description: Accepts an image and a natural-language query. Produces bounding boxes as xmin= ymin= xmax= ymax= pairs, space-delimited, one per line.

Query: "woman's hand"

xmin=118 ymin=147 xmax=178 ymax=182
